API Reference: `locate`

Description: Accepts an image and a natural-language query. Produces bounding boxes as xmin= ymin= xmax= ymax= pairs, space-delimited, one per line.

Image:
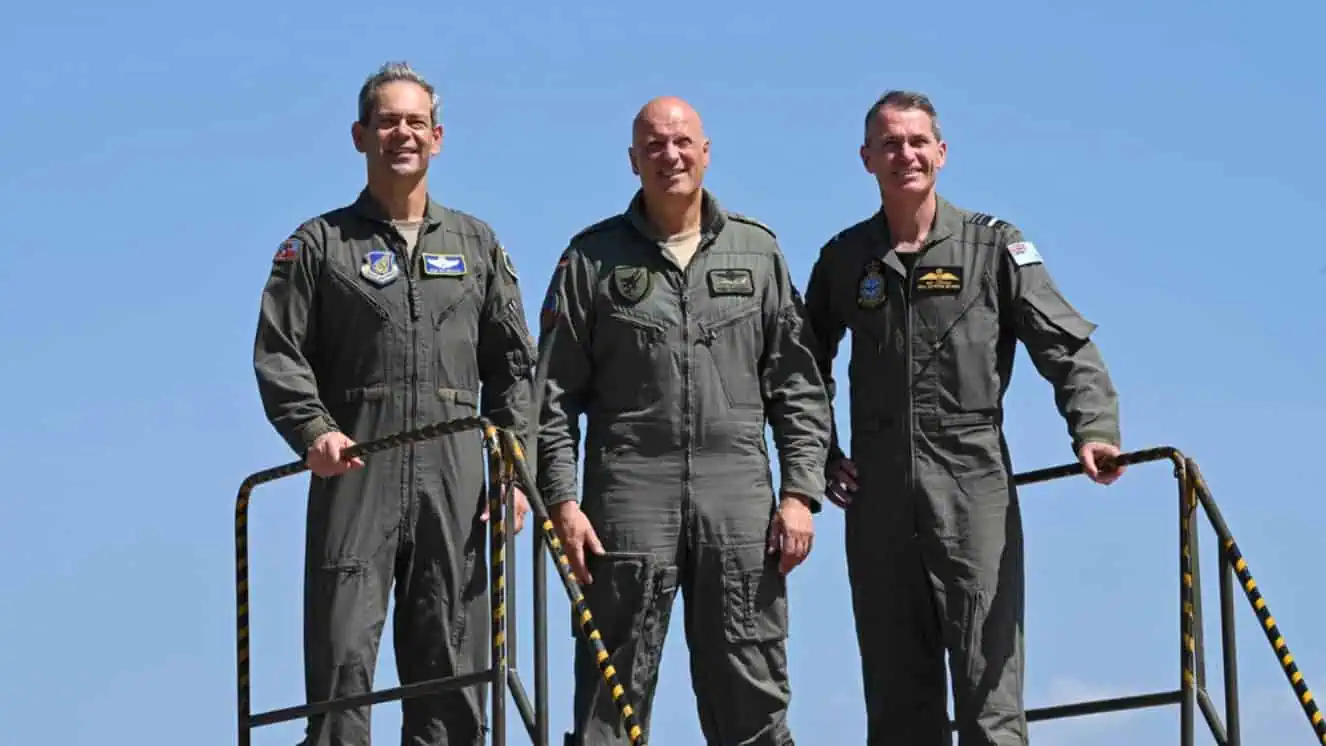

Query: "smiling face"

xmin=628 ymin=97 xmax=710 ymax=202
xmin=860 ymin=103 xmax=946 ymax=201
xmin=351 ymin=79 xmax=442 ymax=181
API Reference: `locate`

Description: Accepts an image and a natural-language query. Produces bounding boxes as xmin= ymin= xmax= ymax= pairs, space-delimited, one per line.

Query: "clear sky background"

xmin=1 ymin=1 xmax=1323 ymax=744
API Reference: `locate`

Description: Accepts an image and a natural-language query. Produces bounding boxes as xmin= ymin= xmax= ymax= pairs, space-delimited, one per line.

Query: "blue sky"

xmin=1 ymin=0 xmax=1323 ymax=744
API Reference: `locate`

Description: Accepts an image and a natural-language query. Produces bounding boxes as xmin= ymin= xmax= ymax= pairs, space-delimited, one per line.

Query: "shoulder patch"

xmin=726 ymin=211 xmax=776 ymax=238
xmin=968 ymin=212 xmax=1007 ymax=229
xmin=273 ymin=236 xmax=302 ymax=263
xmin=1006 ymin=241 xmax=1043 ymax=267
xmin=498 ymin=244 xmax=519 ymax=281
xmin=570 ymin=214 xmax=625 ymax=243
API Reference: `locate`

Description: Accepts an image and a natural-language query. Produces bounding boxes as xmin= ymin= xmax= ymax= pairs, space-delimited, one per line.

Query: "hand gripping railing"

xmin=956 ymin=446 xmax=1324 ymax=745
xmin=233 ymin=417 xmax=646 ymax=746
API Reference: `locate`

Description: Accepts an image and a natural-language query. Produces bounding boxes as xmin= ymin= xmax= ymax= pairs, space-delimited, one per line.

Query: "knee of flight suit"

xmin=719 ymin=541 xmax=789 ymax=644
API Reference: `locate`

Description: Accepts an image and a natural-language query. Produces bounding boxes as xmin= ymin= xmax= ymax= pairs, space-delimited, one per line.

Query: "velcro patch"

xmin=273 ymin=237 xmax=301 ymax=263
xmin=422 ymin=253 xmax=467 ymax=276
xmin=914 ymin=265 xmax=963 ymax=295
xmin=1007 ymin=241 xmax=1042 ymax=267
xmin=707 ymin=268 xmax=755 ymax=296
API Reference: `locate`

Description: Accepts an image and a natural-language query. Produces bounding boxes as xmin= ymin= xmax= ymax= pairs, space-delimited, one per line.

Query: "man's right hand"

xmin=306 ymin=431 xmax=365 ymax=478
xmin=550 ymin=501 xmax=604 ymax=585
xmin=826 ymin=457 xmax=859 ymax=509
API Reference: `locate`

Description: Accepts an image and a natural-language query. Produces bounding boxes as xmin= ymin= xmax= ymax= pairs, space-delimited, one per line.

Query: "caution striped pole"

xmin=499 ymin=428 xmax=646 ymax=745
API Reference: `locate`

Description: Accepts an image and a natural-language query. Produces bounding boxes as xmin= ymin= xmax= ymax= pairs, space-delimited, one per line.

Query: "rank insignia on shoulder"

xmin=970 ymin=212 xmax=1006 ymax=228
xmin=422 ymin=253 xmax=467 ymax=276
xmin=707 ymin=268 xmax=755 ymax=296
xmin=273 ymin=237 xmax=301 ymax=263
xmin=1006 ymin=241 xmax=1042 ymax=267
xmin=360 ymin=249 xmax=400 ymax=287
xmin=914 ymin=266 xmax=963 ymax=295
xmin=857 ymin=259 xmax=887 ymax=309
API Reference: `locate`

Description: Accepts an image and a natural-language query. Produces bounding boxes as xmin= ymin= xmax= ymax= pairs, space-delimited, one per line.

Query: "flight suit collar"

xmin=623 ymin=188 xmax=727 ymax=245
xmin=349 ymin=187 xmax=449 ymax=227
xmin=870 ymin=193 xmax=964 ymax=277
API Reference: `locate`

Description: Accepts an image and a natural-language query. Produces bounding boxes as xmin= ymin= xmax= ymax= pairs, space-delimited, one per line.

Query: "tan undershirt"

xmin=662 ymin=228 xmax=702 ymax=270
xmin=393 ymin=219 xmax=423 ymax=260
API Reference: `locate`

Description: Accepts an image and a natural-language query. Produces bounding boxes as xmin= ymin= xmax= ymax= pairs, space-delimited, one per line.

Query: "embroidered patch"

xmin=707 ymin=268 xmax=755 ymax=296
xmin=422 ymin=253 xmax=466 ymax=276
xmin=499 ymin=245 xmax=518 ymax=281
xmin=857 ymin=259 xmax=887 ymax=309
xmin=1007 ymin=241 xmax=1042 ymax=267
xmin=273 ymin=237 xmax=301 ymax=263
xmin=914 ymin=266 xmax=963 ymax=295
xmin=360 ymin=249 xmax=400 ymax=287
xmin=611 ymin=266 xmax=651 ymax=305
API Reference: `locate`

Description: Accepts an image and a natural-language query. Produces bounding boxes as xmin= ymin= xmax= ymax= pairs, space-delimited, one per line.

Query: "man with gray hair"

xmin=802 ymin=90 xmax=1125 ymax=745
xmin=252 ymin=61 xmax=535 ymax=746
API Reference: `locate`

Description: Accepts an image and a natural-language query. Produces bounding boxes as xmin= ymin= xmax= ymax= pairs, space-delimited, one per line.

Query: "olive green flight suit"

xmin=802 ymin=196 xmax=1121 ymax=746
xmin=534 ymin=189 xmax=832 ymax=746
xmin=253 ymin=189 xmax=535 ymax=746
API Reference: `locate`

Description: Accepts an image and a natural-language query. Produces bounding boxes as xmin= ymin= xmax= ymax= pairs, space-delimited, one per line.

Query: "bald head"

xmin=629 ymin=96 xmax=710 ymax=202
xmin=632 ymin=96 xmax=706 ymax=141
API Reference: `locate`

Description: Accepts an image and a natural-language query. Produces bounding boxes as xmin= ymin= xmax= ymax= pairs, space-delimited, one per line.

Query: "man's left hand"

xmin=482 ymin=485 xmax=531 ymax=533
xmin=768 ymin=492 xmax=814 ymax=575
xmin=1078 ymin=442 xmax=1126 ymax=486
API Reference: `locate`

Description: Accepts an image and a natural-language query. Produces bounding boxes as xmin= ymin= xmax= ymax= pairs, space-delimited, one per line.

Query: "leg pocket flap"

xmin=721 ymin=541 xmax=788 ymax=644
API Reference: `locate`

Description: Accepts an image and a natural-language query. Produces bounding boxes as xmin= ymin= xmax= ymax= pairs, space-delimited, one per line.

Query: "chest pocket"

xmin=591 ymin=307 xmax=669 ymax=414
xmin=697 ymin=301 xmax=764 ymax=410
xmin=321 ymin=260 xmax=393 ymax=329
xmin=916 ymin=264 xmax=1000 ymax=411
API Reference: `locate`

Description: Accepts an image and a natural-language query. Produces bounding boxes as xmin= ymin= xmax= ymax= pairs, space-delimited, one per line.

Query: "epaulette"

xmin=726 ymin=211 xmax=777 ymax=238
xmin=570 ymin=214 xmax=625 ymax=243
xmin=967 ymin=212 xmax=1008 ymax=229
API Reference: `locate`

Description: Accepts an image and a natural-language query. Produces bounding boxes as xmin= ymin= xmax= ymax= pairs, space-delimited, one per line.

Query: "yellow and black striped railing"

xmin=233 ymin=417 xmax=644 ymax=746
xmin=992 ymin=447 xmax=1323 ymax=746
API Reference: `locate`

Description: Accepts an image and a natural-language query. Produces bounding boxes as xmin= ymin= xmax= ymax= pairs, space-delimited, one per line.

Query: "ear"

xmin=627 ymin=146 xmax=640 ymax=176
xmin=431 ymin=123 xmax=444 ymax=155
xmin=701 ymin=137 xmax=711 ymax=168
xmin=351 ymin=121 xmax=367 ymax=154
xmin=934 ymin=140 xmax=947 ymax=170
xmin=859 ymin=144 xmax=872 ymax=174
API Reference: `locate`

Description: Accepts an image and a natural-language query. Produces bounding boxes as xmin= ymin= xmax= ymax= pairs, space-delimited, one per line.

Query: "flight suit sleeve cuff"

xmin=1072 ymin=429 xmax=1122 ymax=453
xmin=542 ymin=492 xmax=578 ymax=508
xmin=295 ymin=416 xmax=338 ymax=454
xmin=780 ymin=467 xmax=826 ymax=511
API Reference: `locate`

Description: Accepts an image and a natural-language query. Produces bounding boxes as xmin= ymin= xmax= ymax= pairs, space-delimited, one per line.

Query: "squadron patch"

xmin=857 ymin=259 xmax=887 ymax=309
xmin=499 ymin=245 xmax=519 ymax=281
xmin=422 ymin=253 xmax=467 ymax=276
xmin=914 ymin=266 xmax=963 ymax=295
xmin=611 ymin=266 xmax=651 ymax=305
xmin=1006 ymin=241 xmax=1042 ymax=267
xmin=360 ymin=249 xmax=400 ymax=287
xmin=273 ymin=237 xmax=301 ymax=263
xmin=707 ymin=268 xmax=755 ymax=296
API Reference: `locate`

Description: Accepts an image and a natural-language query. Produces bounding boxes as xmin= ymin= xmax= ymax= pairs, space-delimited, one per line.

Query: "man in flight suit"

xmin=535 ymin=96 xmax=833 ymax=746
xmin=252 ymin=61 xmax=534 ymax=746
xmin=802 ymin=90 xmax=1126 ymax=745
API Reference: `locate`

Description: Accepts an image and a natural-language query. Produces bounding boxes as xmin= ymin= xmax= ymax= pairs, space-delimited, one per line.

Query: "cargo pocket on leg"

xmin=721 ymin=542 xmax=788 ymax=643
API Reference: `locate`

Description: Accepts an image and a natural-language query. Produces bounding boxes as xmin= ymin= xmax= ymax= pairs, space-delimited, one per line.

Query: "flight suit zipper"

xmin=397 ymin=231 xmax=421 ymax=528
xmin=677 ymin=233 xmax=716 ymax=518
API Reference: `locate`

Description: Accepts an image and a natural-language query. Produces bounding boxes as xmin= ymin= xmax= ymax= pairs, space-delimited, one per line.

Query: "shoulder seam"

xmin=726 ymin=211 xmax=776 ymax=238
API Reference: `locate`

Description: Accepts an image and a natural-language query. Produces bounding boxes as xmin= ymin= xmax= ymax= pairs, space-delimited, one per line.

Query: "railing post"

xmin=1219 ymin=541 xmax=1241 ymax=746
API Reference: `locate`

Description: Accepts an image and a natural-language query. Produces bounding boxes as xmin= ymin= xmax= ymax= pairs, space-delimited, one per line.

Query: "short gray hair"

xmin=864 ymin=90 xmax=941 ymax=142
xmin=357 ymin=61 xmax=440 ymax=126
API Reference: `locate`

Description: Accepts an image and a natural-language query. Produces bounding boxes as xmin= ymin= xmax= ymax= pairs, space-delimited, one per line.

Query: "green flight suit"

xmin=253 ymin=189 xmax=535 ymax=746
xmin=802 ymin=196 xmax=1121 ymax=746
xmin=535 ymin=189 xmax=832 ymax=746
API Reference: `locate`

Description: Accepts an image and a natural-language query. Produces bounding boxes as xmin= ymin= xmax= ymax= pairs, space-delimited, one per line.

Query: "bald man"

xmin=534 ymin=97 xmax=832 ymax=746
